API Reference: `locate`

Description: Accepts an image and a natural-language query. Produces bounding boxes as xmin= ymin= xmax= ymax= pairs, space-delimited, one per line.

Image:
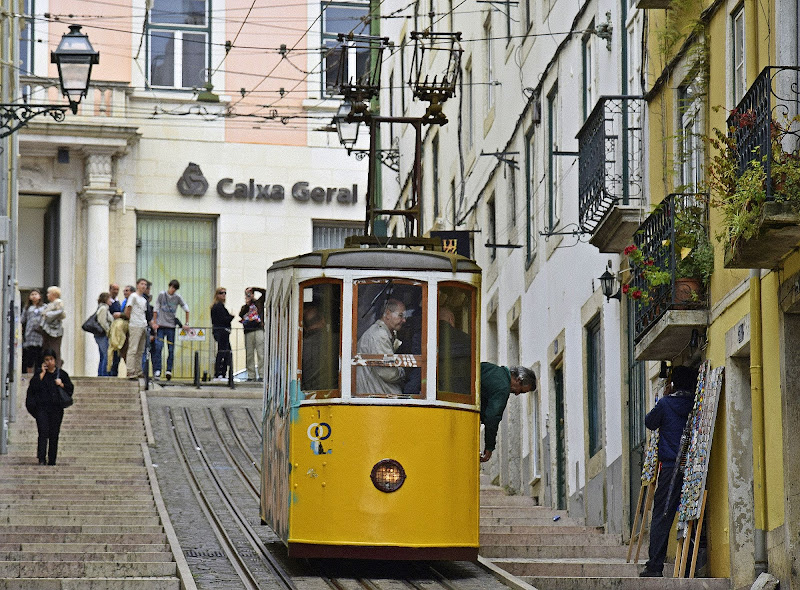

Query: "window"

xmin=487 ymin=193 xmax=497 ymax=260
xmin=19 ymin=0 xmax=34 ymax=75
xmin=148 ymin=0 xmax=209 ymax=89
xmin=582 ymin=30 xmax=594 ymax=120
xmin=353 ymin=279 xmax=426 ymax=398
xmin=432 ymin=134 xmax=440 ymax=219
xmin=485 ymin=17 xmax=494 ymax=108
xmin=586 ymin=317 xmax=603 ymax=456
xmin=525 ymin=129 xmax=537 ymax=262
xmin=732 ymin=6 xmax=746 ymax=105
xmin=679 ymin=82 xmax=703 ymax=191
xmin=300 ymin=281 xmax=342 ymax=398
xmin=322 ymin=1 xmax=370 ymax=94
xmin=547 ymin=86 xmax=560 ymax=230
xmin=437 ymin=283 xmax=476 ymax=403
xmin=466 ymin=61 xmax=474 ymax=147
xmin=312 ymin=220 xmax=363 ymax=250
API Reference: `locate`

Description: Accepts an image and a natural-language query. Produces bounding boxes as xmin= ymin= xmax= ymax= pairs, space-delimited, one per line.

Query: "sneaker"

xmin=639 ymin=568 xmax=662 ymax=577
xmin=154 ymin=370 xmax=161 ymax=380
xmin=213 ymin=376 xmax=226 ymax=382
xmin=165 ymin=371 xmax=172 ymax=381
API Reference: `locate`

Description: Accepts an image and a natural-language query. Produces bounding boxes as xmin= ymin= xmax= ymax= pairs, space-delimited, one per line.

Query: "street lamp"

xmin=0 ymin=24 xmax=99 ymax=137
xmin=334 ymin=101 xmax=362 ymax=153
xmin=599 ymin=269 xmax=622 ymax=302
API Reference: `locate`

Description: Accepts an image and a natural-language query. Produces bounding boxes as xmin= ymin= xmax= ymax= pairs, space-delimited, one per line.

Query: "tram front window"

xmin=353 ymin=279 xmax=425 ymax=398
xmin=437 ymin=284 xmax=475 ymax=401
xmin=300 ymin=282 xmax=341 ymax=397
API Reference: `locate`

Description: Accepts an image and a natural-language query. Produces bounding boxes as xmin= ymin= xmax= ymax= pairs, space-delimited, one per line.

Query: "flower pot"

xmin=674 ymin=277 xmax=702 ymax=308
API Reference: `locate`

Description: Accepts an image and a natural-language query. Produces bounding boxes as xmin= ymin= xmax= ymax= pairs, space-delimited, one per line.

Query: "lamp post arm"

xmin=0 ymin=103 xmax=70 ymax=139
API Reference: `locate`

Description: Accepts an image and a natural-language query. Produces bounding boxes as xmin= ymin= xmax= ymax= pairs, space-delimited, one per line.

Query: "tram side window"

xmin=300 ymin=282 xmax=341 ymax=398
xmin=354 ymin=279 xmax=425 ymax=398
xmin=437 ymin=284 xmax=475 ymax=400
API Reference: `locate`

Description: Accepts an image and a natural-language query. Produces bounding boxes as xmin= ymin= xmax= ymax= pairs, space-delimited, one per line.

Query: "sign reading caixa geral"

xmin=177 ymin=162 xmax=358 ymax=204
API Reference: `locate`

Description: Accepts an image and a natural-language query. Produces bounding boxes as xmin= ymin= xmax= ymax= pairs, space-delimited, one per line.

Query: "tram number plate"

xmin=352 ymin=354 xmax=417 ymax=367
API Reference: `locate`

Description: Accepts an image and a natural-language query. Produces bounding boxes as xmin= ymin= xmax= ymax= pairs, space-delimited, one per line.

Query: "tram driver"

xmin=356 ymin=298 xmax=407 ymax=395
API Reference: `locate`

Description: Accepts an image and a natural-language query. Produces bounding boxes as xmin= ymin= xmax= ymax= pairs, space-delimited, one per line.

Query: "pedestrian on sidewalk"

xmin=40 ymin=286 xmax=66 ymax=367
xmin=26 ymin=349 xmax=74 ymax=465
xmin=153 ymin=279 xmax=190 ymax=381
xmin=94 ymin=292 xmax=114 ymax=376
xmin=479 ymin=363 xmax=537 ymax=462
xmin=125 ymin=278 xmax=149 ymax=380
xmin=211 ymin=287 xmax=234 ymax=381
xmin=21 ymin=289 xmax=45 ymax=374
xmin=640 ymin=365 xmax=698 ymax=577
xmin=239 ymin=286 xmax=265 ymax=381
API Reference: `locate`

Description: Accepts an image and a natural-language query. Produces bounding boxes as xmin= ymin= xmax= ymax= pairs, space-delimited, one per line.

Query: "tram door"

xmin=554 ymin=367 xmax=567 ymax=510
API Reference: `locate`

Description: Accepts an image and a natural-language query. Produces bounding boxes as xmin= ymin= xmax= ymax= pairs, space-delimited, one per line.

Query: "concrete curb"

xmin=477 ymin=556 xmax=540 ymax=590
xmin=141 ymin=442 xmax=198 ymax=590
xmin=141 ymin=389 xmax=156 ymax=446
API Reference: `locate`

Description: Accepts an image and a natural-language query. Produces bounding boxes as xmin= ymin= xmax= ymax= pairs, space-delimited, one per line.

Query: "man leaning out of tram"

xmin=480 ymin=364 xmax=537 ymax=462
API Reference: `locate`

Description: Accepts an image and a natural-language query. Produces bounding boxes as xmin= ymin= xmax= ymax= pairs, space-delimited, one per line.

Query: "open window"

xmin=352 ymin=279 xmax=426 ymax=398
xmin=437 ymin=283 xmax=477 ymax=404
xmin=299 ymin=280 xmax=342 ymax=399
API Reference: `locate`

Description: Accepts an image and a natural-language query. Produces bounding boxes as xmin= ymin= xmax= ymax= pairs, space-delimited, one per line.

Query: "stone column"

xmin=80 ymin=152 xmax=117 ymax=376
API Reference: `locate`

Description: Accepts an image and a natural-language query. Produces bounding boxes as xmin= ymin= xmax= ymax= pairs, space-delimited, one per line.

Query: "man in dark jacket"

xmin=480 ymin=362 xmax=537 ymax=462
xmin=641 ymin=365 xmax=698 ymax=577
xmin=239 ymin=287 xmax=266 ymax=381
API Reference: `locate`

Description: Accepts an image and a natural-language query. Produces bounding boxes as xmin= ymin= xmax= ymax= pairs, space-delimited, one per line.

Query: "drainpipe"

xmin=750 ymin=269 xmax=767 ymax=575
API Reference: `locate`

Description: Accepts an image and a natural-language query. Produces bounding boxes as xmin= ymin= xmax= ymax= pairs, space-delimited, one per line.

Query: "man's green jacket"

xmin=480 ymin=362 xmax=511 ymax=452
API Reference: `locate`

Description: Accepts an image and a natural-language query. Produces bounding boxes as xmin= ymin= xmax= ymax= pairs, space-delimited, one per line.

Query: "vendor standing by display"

xmin=152 ymin=279 xmax=190 ymax=381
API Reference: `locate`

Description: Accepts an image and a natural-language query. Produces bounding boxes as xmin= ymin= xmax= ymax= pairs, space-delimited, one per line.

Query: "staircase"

xmin=479 ymin=478 xmax=730 ymax=590
xmin=0 ymin=377 xmax=181 ymax=590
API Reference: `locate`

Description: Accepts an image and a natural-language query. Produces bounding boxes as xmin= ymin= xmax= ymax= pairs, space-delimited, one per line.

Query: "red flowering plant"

xmin=623 ymin=243 xmax=672 ymax=302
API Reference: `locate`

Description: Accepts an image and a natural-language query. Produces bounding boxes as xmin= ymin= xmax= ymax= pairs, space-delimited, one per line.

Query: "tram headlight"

xmin=370 ymin=459 xmax=406 ymax=493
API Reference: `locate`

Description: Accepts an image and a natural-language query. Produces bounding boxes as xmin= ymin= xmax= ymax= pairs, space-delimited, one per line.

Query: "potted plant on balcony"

xmin=673 ymin=202 xmax=714 ymax=304
xmin=623 ymin=244 xmax=671 ymax=304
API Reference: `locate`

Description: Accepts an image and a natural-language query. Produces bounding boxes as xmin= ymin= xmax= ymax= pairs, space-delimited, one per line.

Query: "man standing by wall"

xmin=239 ymin=287 xmax=266 ymax=381
xmin=124 ymin=278 xmax=149 ymax=380
xmin=153 ymin=279 xmax=190 ymax=381
xmin=480 ymin=363 xmax=537 ymax=462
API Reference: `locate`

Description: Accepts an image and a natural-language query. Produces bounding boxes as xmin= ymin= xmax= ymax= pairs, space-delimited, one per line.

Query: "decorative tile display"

xmin=678 ymin=363 xmax=724 ymax=526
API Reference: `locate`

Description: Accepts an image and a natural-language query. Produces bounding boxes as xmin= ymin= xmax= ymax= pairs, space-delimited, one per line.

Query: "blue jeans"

xmin=154 ymin=327 xmax=176 ymax=374
xmin=94 ymin=334 xmax=109 ymax=376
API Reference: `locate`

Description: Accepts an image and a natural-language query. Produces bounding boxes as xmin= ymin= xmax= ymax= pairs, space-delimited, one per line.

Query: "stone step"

xmin=480 ymin=506 xmax=571 ymax=517
xmin=523 ymin=576 xmax=731 ymax=590
xmin=0 ymin=552 xmax=173 ymax=563
xmin=1 ymin=524 xmax=164 ymax=533
xmin=2 ymin=533 xmax=168 ymax=544
xmin=0 ymin=561 xmax=177 ymax=578
xmin=489 ymin=557 xmax=641 ymax=578
xmin=480 ymin=531 xmax=623 ymax=546
xmin=481 ymin=524 xmax=605 ymax=535
xmin=3 ymin=509 xmax=157 ymax=517
xmin=480 ymin=516 xmax=586 ymax=526
xmin=480 ymin=544 xmax=630 ymax=559
xmin=0 ymin=576 xmax=181 ymax=590
xmin=0 ymin=543 xmax=170 ymax=553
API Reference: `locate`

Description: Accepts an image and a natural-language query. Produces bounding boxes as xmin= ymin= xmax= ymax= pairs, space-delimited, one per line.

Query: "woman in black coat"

xmin=26 ymin=348 xmax=73 ymax=465
xmin=211 ymin=287 xmax=235 ymax=380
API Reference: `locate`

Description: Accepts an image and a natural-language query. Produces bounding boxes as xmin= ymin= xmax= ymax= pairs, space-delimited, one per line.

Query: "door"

xmin=554 ymin=366 xmax=567 ymax=510
xmin=627 ymin=299 xmax=648 ymax=528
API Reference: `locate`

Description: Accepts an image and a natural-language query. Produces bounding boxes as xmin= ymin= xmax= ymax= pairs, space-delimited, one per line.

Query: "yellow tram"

xmin=259 ymin=247 xmax=481 ymax=559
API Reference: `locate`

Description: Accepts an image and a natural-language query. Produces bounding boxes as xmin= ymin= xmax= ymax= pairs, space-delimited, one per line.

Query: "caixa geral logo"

xmin=177 ymin=162 xmax=209 ymax=196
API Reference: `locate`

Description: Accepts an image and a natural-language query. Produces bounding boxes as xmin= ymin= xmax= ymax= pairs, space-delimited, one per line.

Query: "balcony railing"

xmin=632 ymin=193 xmax=709 ymax=343
xmin=20 ymin=75 xmax=130 ymax=120
xmin=728 ymin=66 xmax=800 ymax=199
xmin=577 ymin=95 xmax=645 ymax=233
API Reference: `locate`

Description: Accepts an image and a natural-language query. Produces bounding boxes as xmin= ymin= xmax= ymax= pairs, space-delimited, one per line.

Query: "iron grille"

xmin=631 ymin=193 xmax=709 ymax=342
xmin=577 ymin=96 xmax=645 ymax=232
xmin=728 ymin=66 xmax=800 ymax=199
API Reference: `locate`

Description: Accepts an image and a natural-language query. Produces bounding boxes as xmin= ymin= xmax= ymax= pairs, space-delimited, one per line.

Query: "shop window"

xmin=352 ymin=279 xmax=426 ymax=398
xmin=148 ymin=0 xmax=208 ymax=89
xmin=436 ymin=283 xmax=476 ymax=403
xmin=322 ymin=1 xmax=370 ymax=95
xmin=300 ymin=281 xmax=342 ymax=399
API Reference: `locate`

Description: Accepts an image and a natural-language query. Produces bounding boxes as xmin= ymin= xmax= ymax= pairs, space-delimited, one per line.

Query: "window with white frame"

xmin=313 ymin=220 xmax=363 ymax=249
xmin=148 ymin=0 xmax=209 ymax=89
xmin=732 ymin=5 xmax=746 ymax=105
xmin=525 ymin=128 xmax=537 ymax=262
xmin=485 ymin=16 xmax=494 ymax=108
xmin=679 ymin=82 xmax=703 ymax=191
xmin=582 ymin=29 xmax=594 ymax=120
xmin=19 ymin=0 xmax=34 ymax=75
xmin=322 ymin=1 xmax=370 ymax=95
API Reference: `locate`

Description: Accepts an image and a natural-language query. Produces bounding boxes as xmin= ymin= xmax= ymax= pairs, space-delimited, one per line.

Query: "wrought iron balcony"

xmin=631 ymin=193 xmax=711 ymax=360
xmin=577 ymin=96 xmax=645 ymax=252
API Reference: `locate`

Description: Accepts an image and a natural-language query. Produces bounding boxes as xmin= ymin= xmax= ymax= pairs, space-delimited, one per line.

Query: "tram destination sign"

xmin=177 ymin=162 xmax=358 ymax=205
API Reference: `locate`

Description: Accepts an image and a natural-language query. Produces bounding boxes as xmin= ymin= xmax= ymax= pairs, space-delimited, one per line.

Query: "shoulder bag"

xmin=56 ymin=369 xmax=73 ymax=409
xmin=82 ymin=308 xmax=105 ymax=336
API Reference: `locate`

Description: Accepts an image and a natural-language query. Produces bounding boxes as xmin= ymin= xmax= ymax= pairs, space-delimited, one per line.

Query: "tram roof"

xmin=269 ymin=248 xmax=481 ymax=274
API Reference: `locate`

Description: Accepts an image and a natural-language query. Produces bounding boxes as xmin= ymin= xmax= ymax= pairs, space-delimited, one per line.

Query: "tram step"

xmin=480 ymin=531 xmax=623 ymax=546
xmin=480 ymin=543 xmax=630 ymax=559
xmin=0 ymin=561 xmax=177 ymax=577
xmin=488 ymin=557 xmax=642 ymax=578
xmin=522 ymin=575 xmax=731 ymax=590
xmin=0 ymin=576 xmax=180 ymax=590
